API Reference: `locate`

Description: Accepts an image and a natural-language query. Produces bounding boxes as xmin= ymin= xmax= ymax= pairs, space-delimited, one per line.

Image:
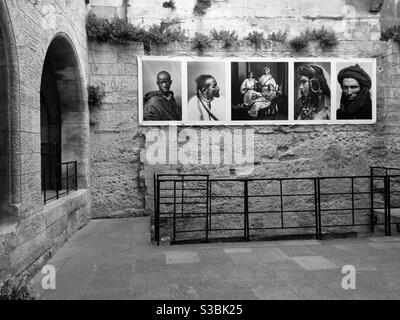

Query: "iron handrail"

xmin=155 ymin=168 xmax=400 ymax=245
xmin=42 ymin=161 xmax=78 ymax=204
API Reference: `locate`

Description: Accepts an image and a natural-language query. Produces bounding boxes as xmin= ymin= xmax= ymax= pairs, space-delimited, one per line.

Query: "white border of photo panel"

xmin=288 ymin=59 xmax=295 ymax=122
xmin=226 ymin=57 xmax=292 ymax=125
xmin=331 ymin=60 xmax=337 ymax=121
xmin=138 ymin=56 xmax=185 ymax=126
xmin=138 ymin=56 xmax=377 ymax=126
xmin=334 ymin=58 xmax=377 ymax=124
xmin=184 ymin=57 xmax=229 ymax=126
xmin=292 ymin=57 xmax=334 ymax=125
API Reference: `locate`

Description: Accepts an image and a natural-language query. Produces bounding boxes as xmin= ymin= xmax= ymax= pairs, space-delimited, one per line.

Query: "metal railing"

xmin=42 ymin=161 xmax=78 ymax=204
xmin=371 ymin=167 xmax=400 ymax=236
xmin=154 ymin=167 xmax=400 ymax=245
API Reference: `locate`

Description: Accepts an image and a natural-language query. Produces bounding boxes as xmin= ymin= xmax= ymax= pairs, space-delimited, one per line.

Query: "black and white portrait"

xmin=187 ymin=61 xmax=227 ymax=122
xmin=336 ymin=62 xmax=374 ymax=120
xmin=141 ymin=60 xmax=182 ymax=122
xmin=231 ymin=62 xmax=289 ymax=121
xmin=294 ymin=62 xmax=331 ymax=121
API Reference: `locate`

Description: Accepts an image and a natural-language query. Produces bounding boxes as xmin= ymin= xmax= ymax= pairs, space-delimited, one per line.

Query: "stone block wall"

xmin=89 ymin=42 xmax=146 ymax=218
xmin=127 ymin=0 xmax=383 ymax=38
xmin=1 ymin=0 xmax=398 ymax=282
xmin=87 ymin=1 xmax=400 ymax=227
xmin=0 ymin=0 xmax=91 ymax=280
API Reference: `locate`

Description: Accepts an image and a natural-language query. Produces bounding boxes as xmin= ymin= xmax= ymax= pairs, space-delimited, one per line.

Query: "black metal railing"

xmin=42 ymin=161 xmax=78 ymax=204
xmin=371 ymin=167 xmax=400 ymax=236
xmin=154 ymin=167 xmax=400 ymax=245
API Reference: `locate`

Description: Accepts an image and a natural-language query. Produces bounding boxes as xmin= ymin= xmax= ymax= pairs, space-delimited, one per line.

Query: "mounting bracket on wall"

xmin=370 ymin=0 xmax=384 ymax=12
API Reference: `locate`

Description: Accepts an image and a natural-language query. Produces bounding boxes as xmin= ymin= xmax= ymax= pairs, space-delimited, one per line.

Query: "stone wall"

xmin=88 ymin=1 xmax=400 ymax=230
xmin=89 ymin=42 xmax=146 ymax=218
xmin=0 ymin=0 xmax=91 ymax=280
xmin=143 ymin=39 xmax=400 ymax=241
xmin=127 ymin=0 xmax=382 ymax=39
xmin=1 ymin=0 xmax=398 ymax=282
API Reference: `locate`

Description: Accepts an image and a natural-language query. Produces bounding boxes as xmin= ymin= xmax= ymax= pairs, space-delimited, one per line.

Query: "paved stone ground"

xmin=30 ymin=217 xmax=400 ymax=300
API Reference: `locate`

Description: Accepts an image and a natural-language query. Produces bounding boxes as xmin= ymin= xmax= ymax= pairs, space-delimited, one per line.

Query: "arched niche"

xmin=40 ymin=34 xmax=89 ymax=194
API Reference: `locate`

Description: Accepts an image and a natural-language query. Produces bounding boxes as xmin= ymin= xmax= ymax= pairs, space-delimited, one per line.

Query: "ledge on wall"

xmin=43 ymin=189 xmax=90 ymax=228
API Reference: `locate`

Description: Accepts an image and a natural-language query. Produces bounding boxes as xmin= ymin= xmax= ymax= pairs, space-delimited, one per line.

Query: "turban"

xmin=338 ymin=64 xmax=371 ymax=89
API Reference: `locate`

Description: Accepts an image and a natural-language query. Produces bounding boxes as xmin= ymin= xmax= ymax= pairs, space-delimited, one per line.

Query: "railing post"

xmin=74 ymin=161 xmax=78 ymax=191
xmin=56 ymin=164 xmax=60 ymax=200
xmin=173 ymin=181 xmax=177 ymax=244
xmin=209 ymin=180 xmax=212 ymax=231
xmin=388 ymin=176 xmax=392 ymax=236
xmin=244 ymin=180 xmax=249 ymax=242
xmin=370 ymin=167 xmax=375 ymax=233
xmin=315 ymin=178 xmax=322 ymax=240
xmin=66 ymin=163 xmax=69 ymax=195
xmin=181 ymin=177 xmax=185 ymax=218
xmin=384 ymin=176 xmax=388 ymax=236
xmin=314 ymin=178 xmax=319 ymax=240
xmin=318 ymin=178 xmax=322 ymax=239
xmin=156 ymin=179 xmax=160 ymax=246
xmin=280 ymin=180 xmax=284 ymax=229
xmin=351 ymin=178 xmax=355 ymax=226
xmin=43 ymin=167 xmax=47 ymax=204
xmin=205 ymin=177 xmax=209 ymax=243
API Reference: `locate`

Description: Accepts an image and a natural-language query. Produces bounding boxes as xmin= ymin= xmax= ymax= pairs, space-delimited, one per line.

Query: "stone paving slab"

xmin=165 ymin=251 xmax=200 ymax=265
xmin=292 ymin=256 xmax=338 ymax=271
xmin=30 ymin=217 xmax=400 ymax=300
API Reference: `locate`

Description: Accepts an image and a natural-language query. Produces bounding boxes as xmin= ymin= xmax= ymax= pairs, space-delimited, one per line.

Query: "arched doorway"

xmin=0 ymin=2 xmax=19 ymax=220
xmin=40 ymin=34 xmax=88 ymax=200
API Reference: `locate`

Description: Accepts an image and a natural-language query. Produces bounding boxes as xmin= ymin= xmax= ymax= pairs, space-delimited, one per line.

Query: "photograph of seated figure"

xmin=231 ymin=62 xmax=289 ymax=121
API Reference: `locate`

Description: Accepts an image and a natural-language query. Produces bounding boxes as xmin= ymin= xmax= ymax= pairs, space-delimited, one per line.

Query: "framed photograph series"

xmin=138 ymin=57 xmax=376 ymax=126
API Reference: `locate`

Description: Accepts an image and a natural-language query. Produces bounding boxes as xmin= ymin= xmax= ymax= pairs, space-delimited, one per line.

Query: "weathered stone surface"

xmin=0 ymin=0 xmax=91 ymax=281
xmin=2 ymin=0 xmax=400 ymax=282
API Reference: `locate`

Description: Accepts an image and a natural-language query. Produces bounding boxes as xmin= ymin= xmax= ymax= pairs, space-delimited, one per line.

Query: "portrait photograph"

xmin=187 ymin=61 xmax=227 ymax=122
xmin=336 ymin=61 xmax=375 ymax=121
xmin=231 ymin=62 xmax=289 ymax=121
xmin=294 ymin=62 xmax=332 ymax=121
xmin=141 ymin=59 xmax=183 ymax=123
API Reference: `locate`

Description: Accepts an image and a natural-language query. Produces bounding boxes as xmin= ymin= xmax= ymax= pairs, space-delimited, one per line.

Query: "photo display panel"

xmin=138 ymin=57 xmax=377 ymax=126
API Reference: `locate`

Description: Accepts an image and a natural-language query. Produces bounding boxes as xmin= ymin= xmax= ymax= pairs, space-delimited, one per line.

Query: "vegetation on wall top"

xmin=147 ymin=19 xmax=188 ymax=46
xmin=289 ymin=27 xmax=339 ymax=51
xmin=86 ymin=12 xmax=147 ymax=44
xmin=86 ymin=11 xmax=340 ymax=54
xmin=86 ymin=12 xmax=187 ymax=50
xmin=245 ymin=31 xmax=267 ymax=49
xmin=210 ymin=29 xmax=239 ymax=48
xmin=162 ymin=0 xmax=176 ymax=10
xmin=88 ymin=84 xmax=105 ymax=110
xmin=192 ymin=32 xmax=213 ymax=53
xmin=193 ymin=0 xmax=212 ymax=16
xmin=268 ymin=30 xmax=288 ymax=43
xmin=381 ymin=26 xmax=400 ymax=44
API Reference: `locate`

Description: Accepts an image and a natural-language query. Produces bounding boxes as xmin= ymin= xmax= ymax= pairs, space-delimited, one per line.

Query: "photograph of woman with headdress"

xmin=295 ymin=62 xmax=331 ymax=121
xmin=231 ymin=62 xmax=289 ymax=121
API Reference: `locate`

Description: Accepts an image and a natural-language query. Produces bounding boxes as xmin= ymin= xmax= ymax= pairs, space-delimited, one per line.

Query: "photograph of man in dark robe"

xmin=337 ymin=64 xmax=372 ymax=120
xmin=143 ymin=71 xmax=182 ymax=121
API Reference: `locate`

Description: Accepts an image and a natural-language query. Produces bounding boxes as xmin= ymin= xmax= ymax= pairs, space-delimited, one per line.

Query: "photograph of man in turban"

xmin=337 ymin=64 xmax=372 ymax=120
